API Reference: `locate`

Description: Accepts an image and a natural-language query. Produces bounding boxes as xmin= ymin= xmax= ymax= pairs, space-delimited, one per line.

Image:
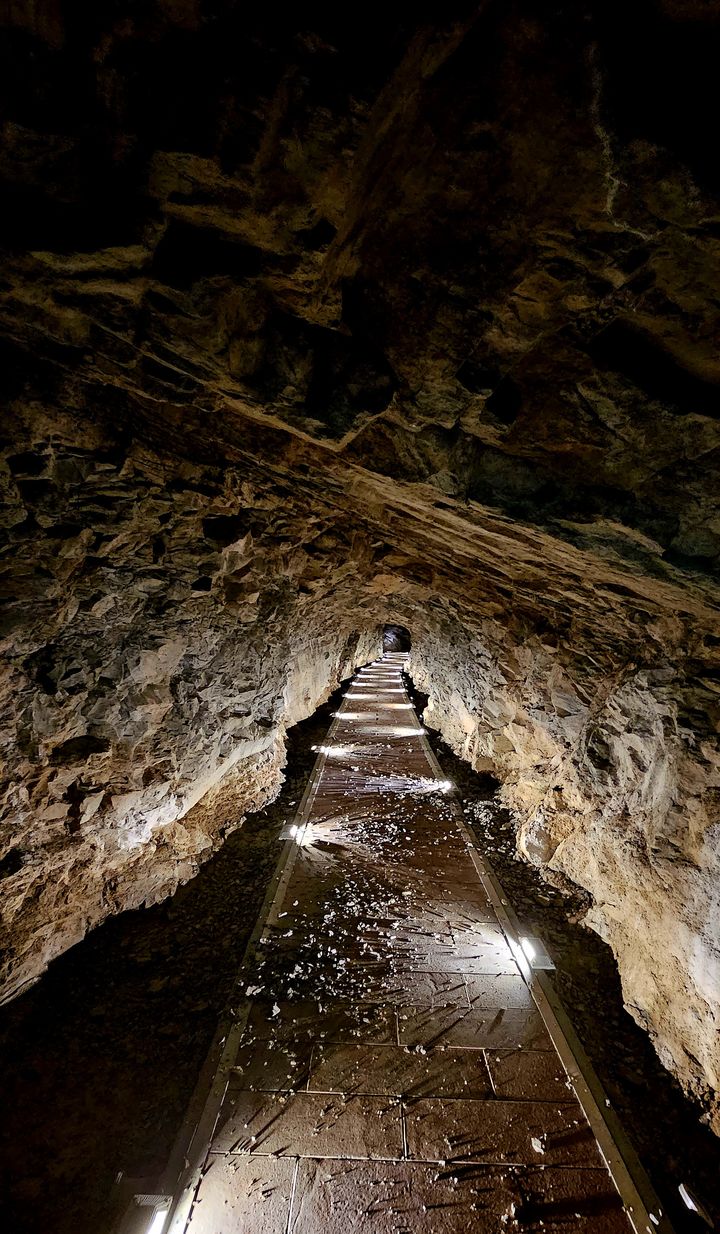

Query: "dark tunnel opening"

xmin=382 ymin=623 xmax=411 ymax=651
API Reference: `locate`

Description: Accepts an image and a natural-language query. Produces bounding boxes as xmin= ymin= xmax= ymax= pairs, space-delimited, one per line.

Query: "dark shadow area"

xmin=587 ymin=318 xmax=720 ymax=420
xmin=243 ymin=309 xmax=398 ymax=441
xmin=405 ymin=675 xmax=720 ymax=1234
xmin=0 ymin=677 xmax=354 ymax=1234
xmin=382 ymin=622 xmax=411 ymax=651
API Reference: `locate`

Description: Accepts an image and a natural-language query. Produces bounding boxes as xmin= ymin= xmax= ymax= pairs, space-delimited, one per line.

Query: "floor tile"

xmin=358 ymin=969 xmax=469 ymax=1007
xmin=465 ymin=973 xmax=535 ymax=1009
xmin=486 ymin=1048 xmax=575 ymax=1100
xmin=405 ymin=943 xmax=520 ymax=974
xmin=405 ymin=1097 xmax=600 ymax=1166
xmin=507 ymin=1165 xmax=632 ymax=1231
xmin=243 ymin=999 xmax=397 ymax=1045
xmin=214 ymin=1089 xmax=403 ymax=1159
xmin=307 ymin=1043 xmax=493 ymax=1099
xmin=397 ymin=1005 xmax=553 ymax=1050
xmin=186 ymin=1154 xmax=295 ymax=1234
xmin=288 ymin=1158 xmax=516 ymax=1233
xmin=231 ymin=1038 xmax=313 ymax=1091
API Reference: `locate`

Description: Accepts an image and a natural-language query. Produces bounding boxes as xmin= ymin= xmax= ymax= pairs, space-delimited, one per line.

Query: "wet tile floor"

xmin=183 ymin=655 xmax=635 ymax=1233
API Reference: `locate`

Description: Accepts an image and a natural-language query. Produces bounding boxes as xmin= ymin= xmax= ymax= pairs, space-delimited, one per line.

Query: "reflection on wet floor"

xmin=179 ymin=655 xmax=637 ymax=1233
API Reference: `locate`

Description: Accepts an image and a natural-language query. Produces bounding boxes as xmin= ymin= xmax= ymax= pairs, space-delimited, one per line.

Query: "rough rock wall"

xmin=0 ymin=404 xmax=381 ymax=1000
xmin=409 ymin=613 xmax=720 ymax=1131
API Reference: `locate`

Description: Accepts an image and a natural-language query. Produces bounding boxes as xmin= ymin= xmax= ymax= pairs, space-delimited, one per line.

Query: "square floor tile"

xmin=187 ymin=1154 xmax=295 ymax=1234
xmin=439 ymin=898 xmax=498 ymax=925
xmin=507 ymin=1165 xmax=632 ymax=1231
xmin=486 ymin=1049 xmax=575 ymax=1100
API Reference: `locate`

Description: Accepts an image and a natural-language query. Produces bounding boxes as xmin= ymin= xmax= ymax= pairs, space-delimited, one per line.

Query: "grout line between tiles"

xmin=284 ymin=1157 xmax=300 ymax=1234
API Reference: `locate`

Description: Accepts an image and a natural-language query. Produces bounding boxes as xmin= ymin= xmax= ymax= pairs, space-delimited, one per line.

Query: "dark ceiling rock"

xmin=0 ymin=0 xmax=719 ymax=1131
xmin=1 ymin=2 xmax=718 ymax=558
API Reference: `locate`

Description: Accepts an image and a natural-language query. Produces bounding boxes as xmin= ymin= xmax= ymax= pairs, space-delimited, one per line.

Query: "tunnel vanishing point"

xmin=1 ymin=2 xmax=719 ymax=1230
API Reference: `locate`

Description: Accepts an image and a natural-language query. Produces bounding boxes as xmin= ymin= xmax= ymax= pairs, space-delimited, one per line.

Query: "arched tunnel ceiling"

xmin=1 ymin=2 xmax=719 ymax=1131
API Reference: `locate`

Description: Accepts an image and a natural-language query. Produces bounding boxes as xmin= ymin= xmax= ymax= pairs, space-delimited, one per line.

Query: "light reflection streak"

xmin=344 ymin=692 xmax=405 ymax=700
xmin=351 ymin=724 xmax=421 ymax=737
xmin=349 ymin=773 xmax=450 ymax=796
xmin=347 ymin=688 xmax=405 ymax=695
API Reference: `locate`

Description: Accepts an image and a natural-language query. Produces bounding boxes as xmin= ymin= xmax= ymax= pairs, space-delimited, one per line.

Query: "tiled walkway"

xmin=171 ymin=655 xmax=646 ymax=1233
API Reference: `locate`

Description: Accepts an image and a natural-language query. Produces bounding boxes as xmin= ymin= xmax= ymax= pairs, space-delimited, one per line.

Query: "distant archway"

xmin=383 ymin=623 xmax=411 ymax=651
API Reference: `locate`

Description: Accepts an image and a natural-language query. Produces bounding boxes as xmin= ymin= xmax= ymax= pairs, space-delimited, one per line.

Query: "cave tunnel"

xmin=382 ymin=623 xmax=412 ymax=652
xmin=1 ymin=3 xmax=720 ymax=1233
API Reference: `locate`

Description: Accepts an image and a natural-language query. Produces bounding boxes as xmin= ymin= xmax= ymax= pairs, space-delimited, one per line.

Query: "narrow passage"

xmin=160 ymin=656 xmax=661 ymax=1233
